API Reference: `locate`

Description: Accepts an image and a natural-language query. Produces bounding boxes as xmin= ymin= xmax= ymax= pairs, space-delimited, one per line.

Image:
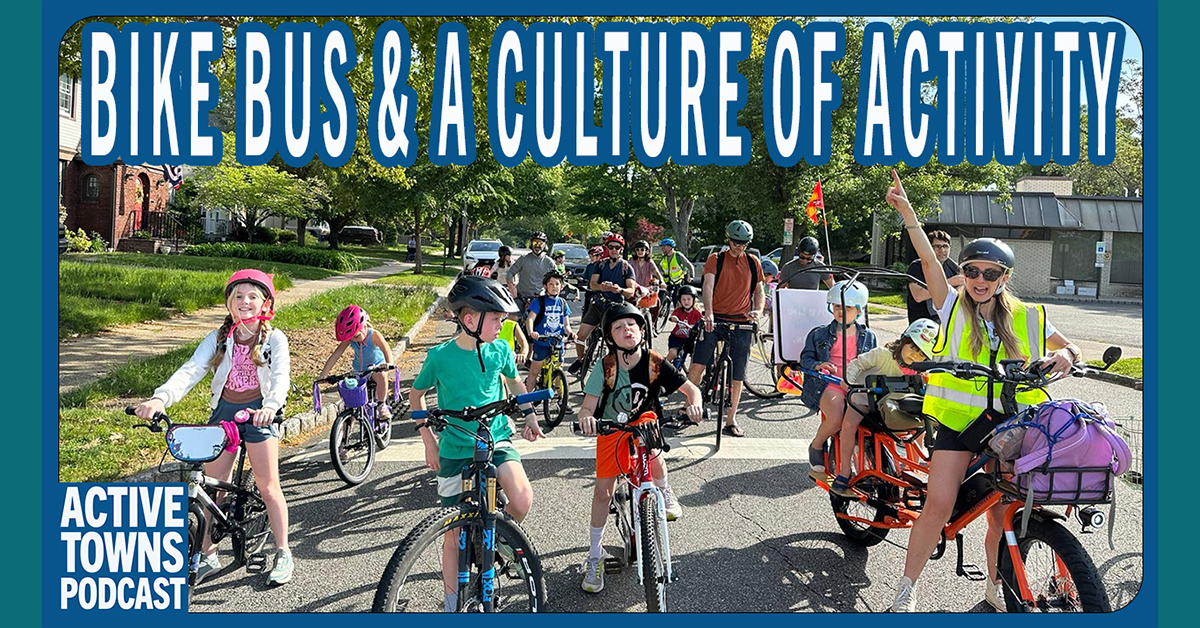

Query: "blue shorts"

xmin=209 ymin=398 xmax=279 ymax=444
xmin=692 ymin=319 xmax=753 ymax=381
xmin=531 ymin=342 xmax=556 ymax=362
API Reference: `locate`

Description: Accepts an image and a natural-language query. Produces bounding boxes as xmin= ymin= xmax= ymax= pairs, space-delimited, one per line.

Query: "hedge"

xmin=183 ymin=242 xmax=364 ymax=272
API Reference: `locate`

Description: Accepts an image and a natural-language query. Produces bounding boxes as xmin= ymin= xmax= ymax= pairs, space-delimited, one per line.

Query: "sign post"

xmin=1093 ymin=241 xmax=1107 ymax=300
xmin=781 ymin=218 xmax=795 ymax=260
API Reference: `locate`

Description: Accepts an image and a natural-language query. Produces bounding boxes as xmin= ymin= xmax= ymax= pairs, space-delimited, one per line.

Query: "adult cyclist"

xmin=777 ymin=236 xmax=834 ymax=290
xmin=507 ymin=231 xmax=558 ymax=317
xmin=658 ymin=237 xmax=695 ymax=305
xmin=570 ymin=234 xmax=637 ymax=375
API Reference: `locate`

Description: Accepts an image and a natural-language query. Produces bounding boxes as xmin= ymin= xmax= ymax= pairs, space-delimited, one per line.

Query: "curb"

xmin=121 ymin=283 xmax=453 ymax=483
xmin=1084 ymin=370 xmax=1143 ymax=391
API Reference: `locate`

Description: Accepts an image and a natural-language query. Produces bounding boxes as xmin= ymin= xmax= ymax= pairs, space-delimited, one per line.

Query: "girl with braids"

xmin=134 ymin=269 xmax=295 ymax=586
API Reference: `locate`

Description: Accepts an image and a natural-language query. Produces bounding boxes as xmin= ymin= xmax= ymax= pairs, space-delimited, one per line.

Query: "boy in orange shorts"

xmin=576 ymin=302 xmax=702 ymax=593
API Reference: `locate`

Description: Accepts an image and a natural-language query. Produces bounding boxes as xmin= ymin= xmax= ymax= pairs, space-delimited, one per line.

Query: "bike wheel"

xmin=329 ymin=410 xmax=376 ymax=485
xmin=542 ymin=369 xmax=569 ymax=430
xmin=714 ymin=360 xmax=731 ymax=451
xmin=231 ymin=469 xmax=271 ymax=564
xmin=829 ymin=436 xmax=896 ymax=547
xmin=997 ymin=516 xmax=1111 ymax=612
xmin=743 ymin=331 xmax=784 ymax=399
xmin=186 ymin=501 xmax=203 ymax=600
xmin=373 ymin=507 xmax=547 ymax=613
xmin=639 ymin=492 xmax=668 ymax=612
xmin=656 ymin=296 xmax=674 ymax=334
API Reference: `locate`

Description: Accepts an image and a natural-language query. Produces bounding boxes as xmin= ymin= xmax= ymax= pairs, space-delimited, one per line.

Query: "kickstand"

xmin=955 ymin=533 xmax=987 ymax=581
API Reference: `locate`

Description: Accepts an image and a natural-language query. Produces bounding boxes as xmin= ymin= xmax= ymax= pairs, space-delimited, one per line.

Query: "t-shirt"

xmin=778 ymin=258 xmax=831 ymax=290
xmin=671 ymin=306 xmax=703 ymax=338
xmin=907 ymin=258 xmax=961 ymax=323
xmin=933 ymin=293 xmax=1058 ymax=348
xmin=703 ymin=251 xmax=763 ymax=319
xmin=412 ymin=338 xmax=518 ymax=460
xmin=509 ymin=252 xmax=558 ymax=298
xmin=222 ymin=333 xmax=262 ymax=403
xmin=630 ymin=258 xmax=656 ymax=287
xmin=827 ymin=328 xmax=859 ymax=380
xmin=583 ymin=354 xmax=688 ymax=422
xmin=592 ymin=258 xmax=636 ymax=304
xmin=527 ymin=295 xmax=571 ymax=345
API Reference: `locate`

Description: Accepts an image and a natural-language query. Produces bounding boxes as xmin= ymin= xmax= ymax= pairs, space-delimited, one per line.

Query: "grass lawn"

xmin=377 ymin=265 xmax=459 ymax=287
xmin=65 ymin=252 xmax=341 ymax=280
xmin=1088 ymin=357 xmax=1142 ymax=380
xmin=868 ymin=290 xmax=907 ymax=309
xmin=59 ymin=284 xmax=439 ymax=482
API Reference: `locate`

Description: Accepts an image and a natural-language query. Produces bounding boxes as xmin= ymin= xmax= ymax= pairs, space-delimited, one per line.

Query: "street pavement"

xmin=191 ymin=300 xmax=1144 ymax=613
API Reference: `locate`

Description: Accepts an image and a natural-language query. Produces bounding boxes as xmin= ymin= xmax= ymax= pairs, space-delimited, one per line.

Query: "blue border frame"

xmin=40 ymin=1 xmax=1157 ymax=623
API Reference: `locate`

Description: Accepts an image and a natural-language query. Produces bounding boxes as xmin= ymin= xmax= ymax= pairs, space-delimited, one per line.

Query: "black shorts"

xmin=582 ymin=299 xmax=616 ymax=326
xmin=692 ymin=319 xmax=753 ymax=381
xmin=667 ymin=334 xmax=689 ymax=350
xmin=931 ymin=423 xmax=971 ymax=452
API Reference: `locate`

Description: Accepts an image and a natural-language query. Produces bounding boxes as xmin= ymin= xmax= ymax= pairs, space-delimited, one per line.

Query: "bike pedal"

xmin=245 ymin=553 xmax=269 ymax=573
xmin=603 ymin=556 xmax=624 ymax=574
xmin=960 ymin=563 xmax=987 ymax=581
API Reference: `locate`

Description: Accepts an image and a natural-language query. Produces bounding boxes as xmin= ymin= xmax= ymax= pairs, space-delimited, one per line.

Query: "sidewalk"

xmin=58 ymin=260 xmax=407 ymax=393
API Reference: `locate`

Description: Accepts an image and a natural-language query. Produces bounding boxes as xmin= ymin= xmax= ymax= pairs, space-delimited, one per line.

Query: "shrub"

xmin=184 ymin=242 xmax=364 ymax=272
xmin=275 ymin=228 xmax=297 ymax=244
xmin=66 ymin=228 xmax=107 ymax=253
xmin=131 ymin=230 xmax=153 ymax=240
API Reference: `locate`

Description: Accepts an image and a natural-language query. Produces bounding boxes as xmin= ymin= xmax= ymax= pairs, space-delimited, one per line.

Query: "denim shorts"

xmin=692 ymin=319 xmax=753 ymax=381
xmin=209 ymin=398 xmax=279 ymax=444
xmin=531 ymin=342 xmax=555 ymax=362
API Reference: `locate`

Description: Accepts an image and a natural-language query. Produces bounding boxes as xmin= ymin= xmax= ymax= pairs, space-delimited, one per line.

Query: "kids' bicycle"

xmin=313 ymin=363 xmax=401 ymax=485
xmin=372 ymin=389 xmax=553 ymax=613
xmin=126 ymin=405 xmax=284 ymax=601
xmin=533 ymin=332 xmax=572 ymax=431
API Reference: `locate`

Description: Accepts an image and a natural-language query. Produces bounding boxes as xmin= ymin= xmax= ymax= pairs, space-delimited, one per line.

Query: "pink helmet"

xmin=335 ymin=305 xmax=368 ymax=341
xmin=225 ymin=269 xmax=276 ymax=336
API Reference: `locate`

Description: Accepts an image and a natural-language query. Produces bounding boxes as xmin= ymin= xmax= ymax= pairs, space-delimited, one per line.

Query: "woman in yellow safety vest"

xmin=885 ymin=170 xmax=1085 ymax=613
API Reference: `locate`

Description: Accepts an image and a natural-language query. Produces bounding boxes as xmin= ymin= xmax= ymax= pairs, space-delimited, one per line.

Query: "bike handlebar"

xmin=410 ymin=389 xmax=554 ymax=423
xmin=570 ymin=419 xmax=672 ymax=453
xmin=317 ymin=363 xmax=396 ymax=385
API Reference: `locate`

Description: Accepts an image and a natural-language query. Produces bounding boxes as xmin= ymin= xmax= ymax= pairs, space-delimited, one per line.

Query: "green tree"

xmin=193 ymin=133 xmax=304 ymax=243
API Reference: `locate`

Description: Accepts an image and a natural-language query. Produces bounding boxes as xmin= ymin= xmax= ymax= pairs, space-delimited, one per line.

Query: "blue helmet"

xmin=659 ymin=238 xmax=676 ymax=248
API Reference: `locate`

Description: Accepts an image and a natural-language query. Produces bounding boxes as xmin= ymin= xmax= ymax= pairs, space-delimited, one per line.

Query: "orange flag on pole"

xmin=805 ymin=181 xmax=824 ymax=224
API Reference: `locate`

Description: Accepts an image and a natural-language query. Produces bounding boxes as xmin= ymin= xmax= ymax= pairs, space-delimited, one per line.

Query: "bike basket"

xmin=1014 ymin=466 xmax=1115 ymax=506
xmin=165 ymin=425 xmax=229 ymax=463
xmin=338 ymin=377 xmax=369 ymax=409
xmin=637 ymin=291 xmax=659 ymax=308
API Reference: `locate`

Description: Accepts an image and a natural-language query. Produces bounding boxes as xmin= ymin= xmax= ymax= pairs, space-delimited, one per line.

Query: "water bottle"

xmin=343 ymin=377 xmax=359 ymax=389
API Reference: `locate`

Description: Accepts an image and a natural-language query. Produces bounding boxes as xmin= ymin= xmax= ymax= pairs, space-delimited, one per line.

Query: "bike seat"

xmin=880 ymin=394 xmax=926 ymax=431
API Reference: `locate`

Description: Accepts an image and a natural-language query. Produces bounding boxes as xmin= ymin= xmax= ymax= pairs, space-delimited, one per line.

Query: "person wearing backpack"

xmin=524 ymin=270 xmax=575 ymax=392
xmin=686 ymin=220 xmax=765 ymax=438
xmin=885 ymin=170 xmax=1084 ymax=613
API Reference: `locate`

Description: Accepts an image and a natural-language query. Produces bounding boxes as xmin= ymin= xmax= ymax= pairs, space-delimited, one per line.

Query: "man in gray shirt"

xmin=777 ymin=236 xmax=834 ymax=290
xmin=507 ymin=231 xmax=558 ymax=308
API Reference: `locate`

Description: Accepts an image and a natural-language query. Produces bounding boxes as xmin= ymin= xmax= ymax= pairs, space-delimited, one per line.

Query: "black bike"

xmin=126 ymin=406 xmax=284 ymax=601
xmin=372 ymin=390 xmax=553 ymax=613
xmin=697 ymin=321 xmax=757 ymax=451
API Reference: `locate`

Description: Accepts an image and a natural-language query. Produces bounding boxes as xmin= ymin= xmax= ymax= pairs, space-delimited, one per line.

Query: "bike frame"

xmin=314 ymin=365 xmax=401 ymax=434
xmin=616 ymin=431 xmax=673 ymax=587
xmin=455 ymin=419 xmax=503 ymax=612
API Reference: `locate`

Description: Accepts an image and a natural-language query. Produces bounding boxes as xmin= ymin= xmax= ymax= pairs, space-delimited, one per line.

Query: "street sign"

xmin=1095 ymin=241 xmax=1107 ymax=268
xmin=783 ymin=232 xmax=793 ymax=245
xmin=784 ymin=218 xmax=794 ymax=232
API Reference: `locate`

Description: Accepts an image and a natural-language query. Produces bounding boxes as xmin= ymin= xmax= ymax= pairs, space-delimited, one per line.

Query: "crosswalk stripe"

xmin=289 ymin=435 xmax=814 ymax=464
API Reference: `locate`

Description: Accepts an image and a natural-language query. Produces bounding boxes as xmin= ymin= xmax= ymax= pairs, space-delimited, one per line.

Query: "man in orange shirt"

xmin=687 ymin=220 xmax=765 ymax=437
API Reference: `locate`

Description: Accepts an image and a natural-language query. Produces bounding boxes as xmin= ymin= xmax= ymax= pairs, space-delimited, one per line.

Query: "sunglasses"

xmin=729 ymin=240 xmax=750 ymax=247
xmin=962 ymin=265 xmax=1005 ymax=282
xmin=797 ymin=254 xmax=814 ymax=262
xmin=607 ymin=244 xmax=624 ymax=250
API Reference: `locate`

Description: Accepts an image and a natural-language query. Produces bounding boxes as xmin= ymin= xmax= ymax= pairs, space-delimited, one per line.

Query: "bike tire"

xmin=639 ymin=492 xmax=668 ymax=612
xmin=373 ymin=507 xmax=547 ymax=613
xmin=330 ymin=410 xmax=376 ymax=486
xmin=744 ymin=331 xmax=785 ymax=399
xmin=543 ymin=369 xmax=569 ymax=430
xmin=232 ymin=469 xmax=271 ymax=564
xmin=186 ymin=500 xmax=203 ymax=601
xmin=656 ymin=295 xmax=674 ymax=334
xmin=829 ymin=436 xmax=895 ymax=547
xmin=997 ymin=516 xmax=1111 ymax=612
xmin=714 ymin=359 xmax=731 ymax=452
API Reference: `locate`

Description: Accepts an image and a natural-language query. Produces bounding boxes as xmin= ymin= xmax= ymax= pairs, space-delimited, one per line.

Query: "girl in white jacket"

xmin=134 ymin=269 xmax=294 ymax=586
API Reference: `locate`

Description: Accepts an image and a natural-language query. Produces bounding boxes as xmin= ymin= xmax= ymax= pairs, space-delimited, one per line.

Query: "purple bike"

xmin=314 ymin=363 xmax=401 ymax=485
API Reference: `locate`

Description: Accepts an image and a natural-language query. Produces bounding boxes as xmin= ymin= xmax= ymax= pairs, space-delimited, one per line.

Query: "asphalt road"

xmin=191 ymin=303 xmax=1144 ymax=613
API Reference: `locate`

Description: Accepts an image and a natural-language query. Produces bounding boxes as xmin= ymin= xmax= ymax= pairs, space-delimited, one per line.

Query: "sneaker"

xmin=891 ymin=576 xmax=917 ymax=612
xmin=567 ymin=361 xmax=583 ymax=375
xmin=662 ymin=487 xmax=683 ymax=521
xmin=985 ymin=578 xmax=1006 ymax=612
xmin=194 ymin=552 xmax=221 ymax=585
xmin=807 ymin=446 xmax=831 ymax=483
xmin=268 ymin=548 xmax=294 ymax=585
xmin=379 ymin=404 xmax=393 ymax=420
xmin=581 ymin=556 xmax=604 ymax=593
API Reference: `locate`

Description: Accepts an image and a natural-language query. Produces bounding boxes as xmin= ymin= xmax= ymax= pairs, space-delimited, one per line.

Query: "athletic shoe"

xmin=194 ymin=552 xmax=221 ymax=585
xmin=986 ymin=578 xmax=1006 ymax=612
xmin=567 ymin=361 xmax=583 ymax=375
xmin=268 ymin=548 xmax=294 ymax=585
xmin=581 ymin=556 xmax=604 ymax=593
xmin=891 ymin=576 xmax=917 ymax=612
xmin=662 ymin=487 xmax=683 ymax=521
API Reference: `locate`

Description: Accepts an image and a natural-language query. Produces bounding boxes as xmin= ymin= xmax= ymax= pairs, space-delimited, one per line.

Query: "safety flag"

xmin=805 ymin=181 xmax=824 ymax=224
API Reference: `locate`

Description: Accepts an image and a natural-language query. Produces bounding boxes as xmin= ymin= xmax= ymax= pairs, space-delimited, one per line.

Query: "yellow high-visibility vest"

xmin=658 ymin=252 xmax=687 ymax=283
xmin=923 ymin=296 xmax=1049 ymax=432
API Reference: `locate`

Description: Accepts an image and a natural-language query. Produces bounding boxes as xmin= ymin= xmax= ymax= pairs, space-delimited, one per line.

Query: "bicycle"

xmin=696 ymin=320 xmax=757 ymax=451
xmin=743 ymin=321 xmax=784 ymax=399
xmin=531 ymin=332 xmax=572 ymax=431
xmin=372 ymin=389 xmax=553 ymax=613
xmin=576 ymin=318 xmax=608 ymax=383
xmin=573 ymin=413 xmax=677 ymax=612
xmin=313 ymin=363 xmax=401 ymax=486
xmin=126 ymin=405 xmax=284 ymax=601
xmin=654 ymin=282 xmax=681 ymax=335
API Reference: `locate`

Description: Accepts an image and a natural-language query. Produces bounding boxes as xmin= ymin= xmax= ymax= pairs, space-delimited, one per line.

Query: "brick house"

xmin=59 ymin=73 xmax=175 ymax=252
xmin=872 ymin=176 xmax=1143 ymax=300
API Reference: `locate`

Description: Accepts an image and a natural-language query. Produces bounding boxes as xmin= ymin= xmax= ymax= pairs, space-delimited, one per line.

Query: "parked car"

xmin=339 ymin=225 xmax=381 ymax=245
xmin=59 ymin=224 xmax=68 ymax=256
xmin=305 ymin=223 xmax=330 ymax=241
xmin=551 ymin=242 xmax=590 ymax=279
xmin=463 ymin=239 xmax=505 ymax=270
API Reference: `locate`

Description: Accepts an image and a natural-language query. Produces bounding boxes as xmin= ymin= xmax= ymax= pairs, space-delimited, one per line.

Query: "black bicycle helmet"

xmin=447 ymin=275 xmax=520 ymax=371
xmin=676 ymin=285 xmax=700 ymax=300
xmin=798 ymin=236 xmax=820 ymax=255
xmin=530 ymin=231 xmax=548 ymax=243
xmin=498 ymin=245 xmax=512 ymax=257
xmin=542 ymin=269 xmax=566 ymax=285
xmin=602 ymin=302 xmax=647 ymax=356
xmin=959 ymin=237 xmax=1015 ymax=270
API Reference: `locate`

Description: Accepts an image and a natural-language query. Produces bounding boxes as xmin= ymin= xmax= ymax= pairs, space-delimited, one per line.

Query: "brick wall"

xmin=62 ymin=161 xmax=171 ymax=249
xmin=947 ymin=237 xmax=1053 ymax=297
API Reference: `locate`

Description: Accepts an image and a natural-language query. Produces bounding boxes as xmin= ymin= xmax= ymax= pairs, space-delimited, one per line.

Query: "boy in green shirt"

xmin=409 ymin=275 xmax=546 ymax=611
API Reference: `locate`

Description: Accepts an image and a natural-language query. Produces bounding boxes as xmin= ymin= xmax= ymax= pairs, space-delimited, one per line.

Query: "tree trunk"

xmin=414 ymin=204 xmax=424 ymax=273
xmin=297 ymin=217 xmax=308 ymax=246
xmin=652 ymin=168 xmax=695 ymax=258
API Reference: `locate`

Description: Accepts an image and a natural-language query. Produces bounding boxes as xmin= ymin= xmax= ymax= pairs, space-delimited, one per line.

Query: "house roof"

xmin=929 ymin=192 xmax=1142 ymax=233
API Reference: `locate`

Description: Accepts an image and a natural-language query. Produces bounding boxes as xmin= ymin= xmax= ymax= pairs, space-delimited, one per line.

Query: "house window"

xmin=1110 ymin=233 xmax=1143 ymax=285
xmin=1050 ymin=231 xmax=1103 ymax=281
xmin=59 ymin=75 xmax=75 ymax=117
xmin=83 ymin=174 xmax=99 ymax=201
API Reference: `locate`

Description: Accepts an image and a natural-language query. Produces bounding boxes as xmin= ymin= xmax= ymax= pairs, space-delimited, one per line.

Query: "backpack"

xmin=713 ymin=250 xmax=760 ymax=305
xmin=531 ymin=294 xmax=549 ymax=331
xmin=596 ymin=351 xmax=666 ymax=422
xmin=990 ymin=399 xmax=1132 ymax=544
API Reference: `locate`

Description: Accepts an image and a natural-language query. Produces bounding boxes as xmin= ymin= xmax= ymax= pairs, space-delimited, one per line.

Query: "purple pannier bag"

xmin=1007 ymin=399 xmax=1132 ymax=503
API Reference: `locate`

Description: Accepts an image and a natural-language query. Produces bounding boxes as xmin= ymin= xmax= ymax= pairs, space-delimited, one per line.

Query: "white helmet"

xmin=903 ymin=318 xmax=940 ymax=357
xmin=826 ymin=280 xmax=869 ymax=319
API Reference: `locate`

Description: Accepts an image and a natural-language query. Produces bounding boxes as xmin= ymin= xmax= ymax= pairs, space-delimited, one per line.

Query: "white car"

xmin=463 ymin=239 xmax=505 ymax=270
